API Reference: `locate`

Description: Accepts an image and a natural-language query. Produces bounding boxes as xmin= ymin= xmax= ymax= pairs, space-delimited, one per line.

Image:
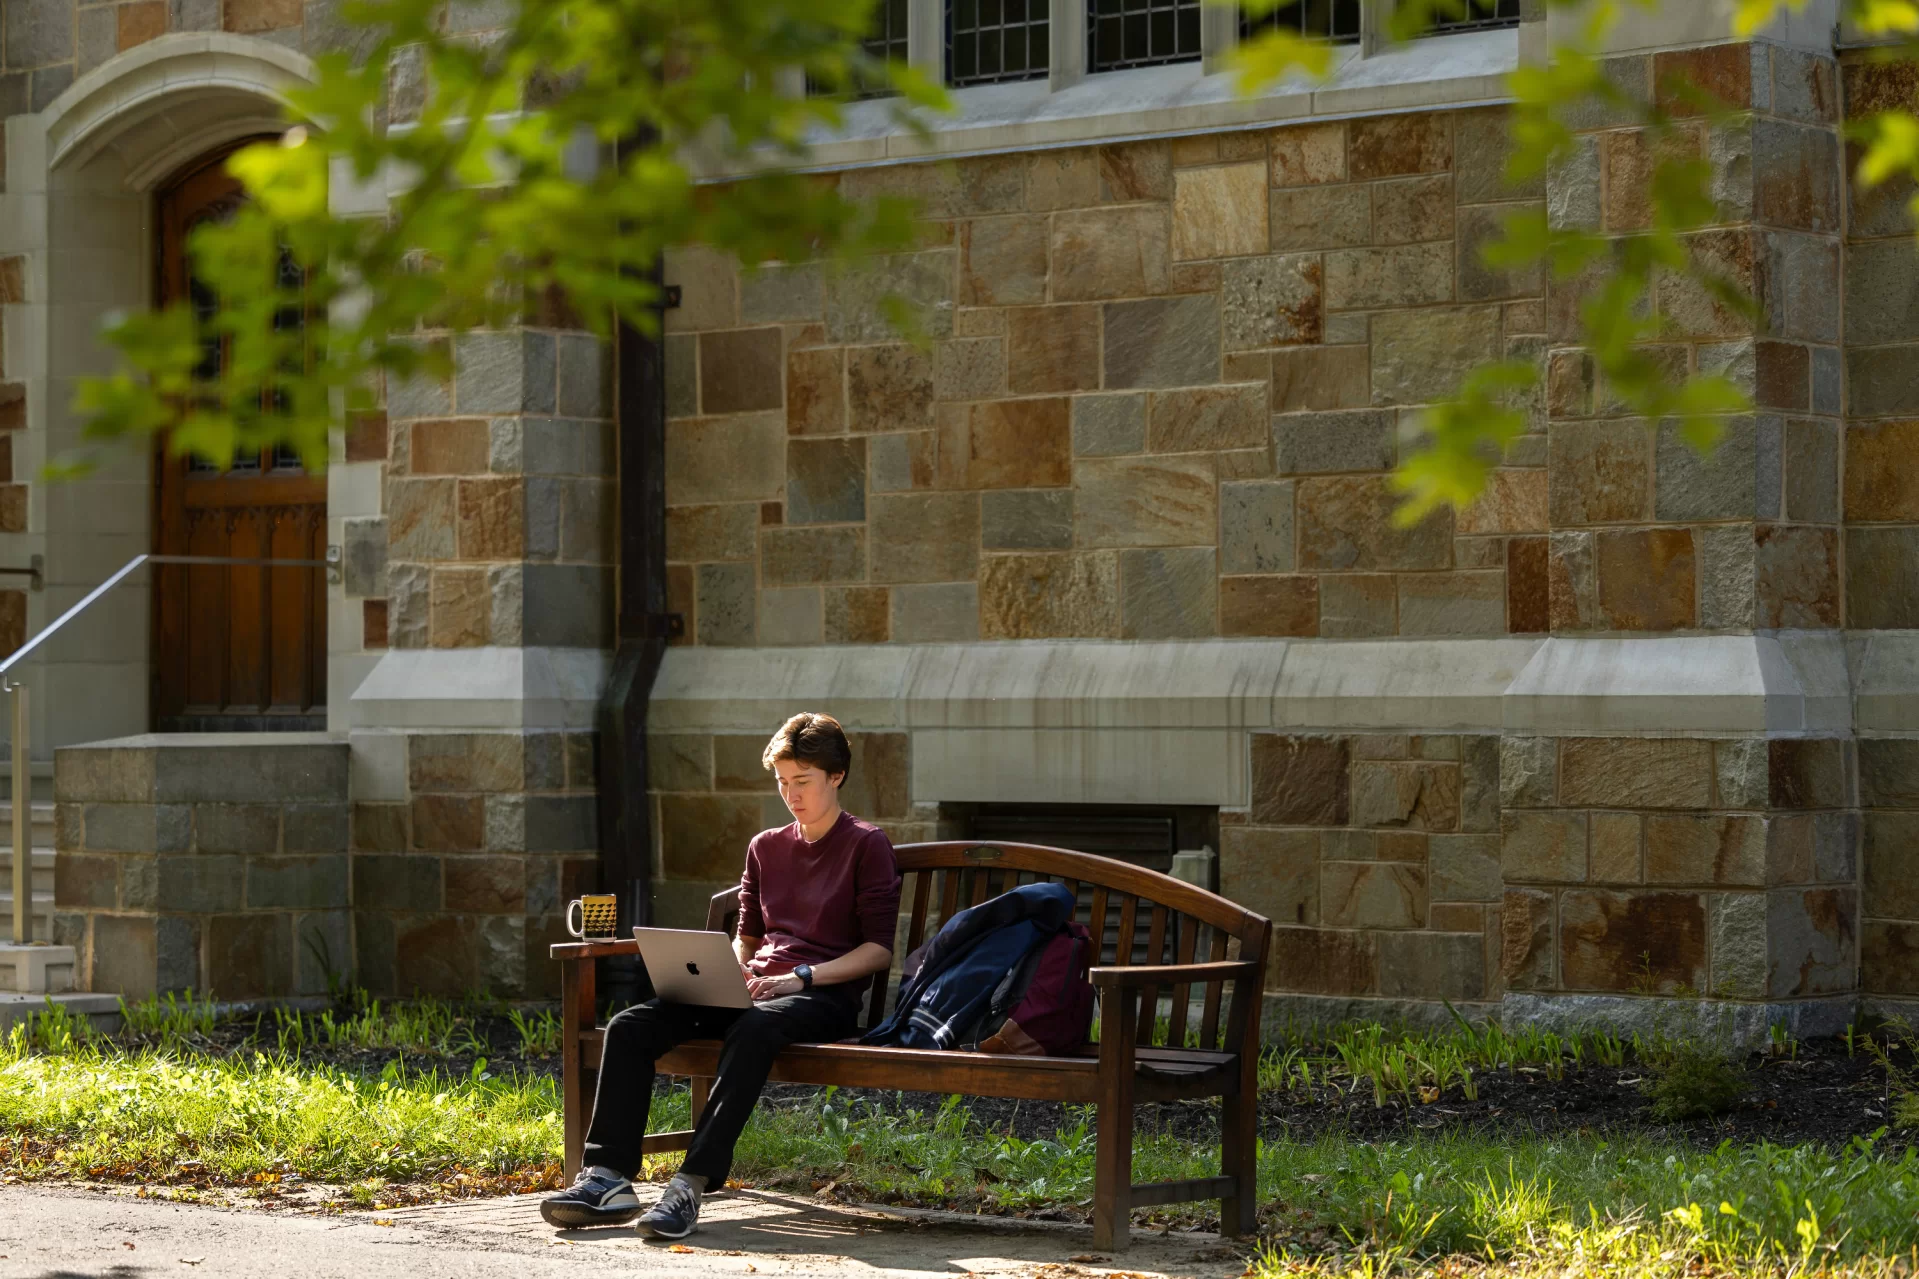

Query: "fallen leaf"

xmin=180 ymin=1259 xmax=205 ymax=1266
xmin=1069 ymin=1256 xmax=1108 ymax=1264
xmin=123 ymin=1242 xmax=136 ymax=1250
xmin=372 ymin=1218 xmax=395 ymax=1228
xmin=668 ymin=1244 xmax=696 ymax=1253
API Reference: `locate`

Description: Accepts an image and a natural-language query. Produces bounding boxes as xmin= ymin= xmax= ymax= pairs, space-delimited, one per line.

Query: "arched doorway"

xmin=150 ymin=146 xmax=327 ymax=731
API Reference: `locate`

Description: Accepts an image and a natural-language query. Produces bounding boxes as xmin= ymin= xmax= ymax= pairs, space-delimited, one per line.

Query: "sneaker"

xmin=540 ymin=1165 xmax=641 ymax=1228
xmin=637 ymin=1176 xmax=702 ymax=1240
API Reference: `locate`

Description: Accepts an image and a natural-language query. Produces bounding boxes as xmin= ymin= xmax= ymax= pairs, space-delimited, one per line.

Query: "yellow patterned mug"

xmin=566 ymin=894 xmax=618 ymax=939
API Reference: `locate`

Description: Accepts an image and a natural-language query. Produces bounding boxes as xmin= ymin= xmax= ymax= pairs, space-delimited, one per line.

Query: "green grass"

xmin=8 ymin=998 xmax=1919 ymax=1274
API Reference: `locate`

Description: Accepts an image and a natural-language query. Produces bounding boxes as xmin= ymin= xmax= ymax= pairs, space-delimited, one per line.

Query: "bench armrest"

xmin=1089 ymin=960 xmax=1260 ymax=989
xmin=551 ymin=938 xmax=642 ymax=960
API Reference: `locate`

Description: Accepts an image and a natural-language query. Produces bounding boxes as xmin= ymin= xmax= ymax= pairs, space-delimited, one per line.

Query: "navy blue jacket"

xmin=860 ymin=881 xmax=1077 ymax=1050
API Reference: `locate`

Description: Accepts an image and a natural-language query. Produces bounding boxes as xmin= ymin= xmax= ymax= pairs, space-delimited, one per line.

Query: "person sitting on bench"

xmin=541 ymin=711 xmax=902 ymax=1239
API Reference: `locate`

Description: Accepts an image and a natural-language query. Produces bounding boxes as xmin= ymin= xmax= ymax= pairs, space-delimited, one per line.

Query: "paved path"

xmin=0 ymin=1184 xmax=1249 ymax=1279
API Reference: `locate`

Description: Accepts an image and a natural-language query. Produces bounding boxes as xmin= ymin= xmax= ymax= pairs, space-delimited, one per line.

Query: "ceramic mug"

xmin=565 ymin=894 xmax=618 ymax=939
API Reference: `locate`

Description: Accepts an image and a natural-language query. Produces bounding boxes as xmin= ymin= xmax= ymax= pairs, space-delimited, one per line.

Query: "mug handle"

xmin=565 ymin=899 xmax=585 ymax=939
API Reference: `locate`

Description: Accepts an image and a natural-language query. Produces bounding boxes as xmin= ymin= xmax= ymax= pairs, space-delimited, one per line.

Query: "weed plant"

xmin=1637 ymin=1037 xmax=1749 ymax=1122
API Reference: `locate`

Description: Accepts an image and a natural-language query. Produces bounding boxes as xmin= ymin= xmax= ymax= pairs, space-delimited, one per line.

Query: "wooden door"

xmin=152 ymin=150 xmax=328 ymax=732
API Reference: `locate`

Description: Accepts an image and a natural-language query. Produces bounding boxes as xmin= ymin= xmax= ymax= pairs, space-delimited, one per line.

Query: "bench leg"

xmin=689 ymin=1076 xmax=711 ymax=1126
xmin=1092 ymin=994 xmax=1137 ymax=1252
xmin=561 ymin=957 xmax=597 ymax=1183
xmin=1219 ymin=1085 xmax=1257 ymax=1236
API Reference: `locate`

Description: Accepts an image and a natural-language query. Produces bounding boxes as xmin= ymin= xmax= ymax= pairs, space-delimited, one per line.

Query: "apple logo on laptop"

xmin=686 ymin=962 xmax=700 ymax=976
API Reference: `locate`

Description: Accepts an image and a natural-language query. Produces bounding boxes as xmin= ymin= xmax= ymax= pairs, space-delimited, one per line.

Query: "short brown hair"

xmin=761 ymin=712 xmax=852 ymax=780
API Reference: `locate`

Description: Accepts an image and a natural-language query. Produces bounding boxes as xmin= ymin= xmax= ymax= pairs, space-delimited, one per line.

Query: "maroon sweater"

xmin=737 ymin=811 xmax=901 ymax=977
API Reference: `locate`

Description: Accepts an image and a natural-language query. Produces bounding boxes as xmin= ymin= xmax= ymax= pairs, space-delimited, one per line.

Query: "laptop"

xmin=634 ymin=927 xmax=755 ymax=1009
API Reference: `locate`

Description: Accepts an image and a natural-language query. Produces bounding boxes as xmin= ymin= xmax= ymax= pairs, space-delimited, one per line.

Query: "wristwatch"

xmin=794 ymin=964 xmax=814 ymax=990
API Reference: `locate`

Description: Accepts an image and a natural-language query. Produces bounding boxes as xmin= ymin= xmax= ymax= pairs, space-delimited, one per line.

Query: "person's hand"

xmin=745 ymin=971 xmax=803 ymax=1001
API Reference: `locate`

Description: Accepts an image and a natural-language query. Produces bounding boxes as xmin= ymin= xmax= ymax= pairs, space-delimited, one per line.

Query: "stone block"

xmin=387 ymin=478 xmax=458 ymax=561
xmin=1861 ymin=738 xmax=1919 ymax=810
xmin=1709 ymin=890 xmax=1768 ymax=999
xmin=1696 ymin=524 xmax=1756 ymax=630
xmin=1654 ymin=42 xmax=1754 ymax=115
xmin=1008 ymin=305 xmax=1100 ymax=394
xmin=1269 ymin=346 xmax=1369 ymax=414
xmin=1498 ymin=737 xmax=1555 ymax=809
xmin=1222 ymin=254 xmax=1323 ymax=350
xmin=450 ymin=331 xmax=544 ymax=416
xmin=410 ymin=419 xmax=489 ymax=476
xmin=1119 ymin=548 xmax=1216 ymax=640
xmin=785 ymin=437 xmax=865 ymax=525
xmin=824 ymin=251 xmax=955 ymax=343
xmin=1145 ymin=384 xmax=1266 ymax=454
xmin=663 ymin=246 xmax=738 ymax=333
xmin=869 ymin=492 xmax=978 ymax=583
xmin=1071 ymin=393 xmax=1147 ymax=458
xmin=1847 ymin=527 xmax=1919 ymax=628
xmin=1560 ymin=889 xmax=1708 ymax=994
xmin=1429 ymin=833 xmax=1499 ymax=902
xmin=1053 ymin=207 xmax=1170 ymax=302
xmin=458 ymin=476 xmax=526 ymax=561
xmin=1172 ymin=163 xmax=1268 ymax=261
xmin=1765 ymin=737 xmax=1845 ymax=811
xmin=1645 ymin=815 xmax=1767 ymax=887
xmin=1848 ymin=346 xmax=1919 ymax=418
xmin=150 ymin=854 xmax=245 ymax=914
xmin=841 ymin=156 xmax=1025 ymax=218
xmin=758 ymin=586 xmax=823 ymax=646
xmin=1501 ymin=888 xmax=1555 ymax=990
xmin=982 ymin=490 xmax=1073 ymax=551
xmin=1220 ymin=480 xmax=1295 ymax=575
xmin=1326 ymin=243 xmax=1453 ymax=311
xmin=666 ymin=414 xmax=785 ymax=505
xmin=826 ymin=586 xmax=891 ymax=643
xmin=1548 ymin=135 xmax=1602 ymax=230
xmin=352 ymin=804 xmax=408 ymax=853
xmin=847 ymin=344 xmax=934 ymax=434
xmin=1752 ymin=119 xmax=1840 ymax=234
xmin=1269 ymin=924 xmax=1378 ymax=995
xmin=427 ymin=567 xmax=491 ymax=648
xmin=1397 ymin=568 xmax=1506 ymax=637
xmin=1502 ymin=810 xmax=1586 ymax=883
xmin=1591 ymin=813 xmax=1643 ymax=884
xmin=1458 ymin=202 xmax=1543 ymax=301
xmin=1348 ymin=113 xmax=1450 ymax=180
xmin=1098 ymin=140 xmax=1173 ymax=200
xmin=935 ymin=399 xmax=1071 ymax=490
xmin=1770 ymin=47 xmax=1838 ymax=125
xmin=1561 ymin=737 xmax=1714 ymax=809
xmin=56 ymin=853 xmax=119 ymax=910
xmin=647 ymin=734 xmax=711 ymax=792
xmin=1596 ymin=527 xmax=1696 ymax=631
xmin=786 ymin=346 xmax=845 ymax=436
xmin=1845 ymin=419 xmax=1919 ymax=521
xmin=666 ymin=503 xmax=758 ymax=563
xmin=1269 ymin=186 xmax=1371 ymax=252
xmin=842 ymin=733 xmax=911 ymax=821
xmin=1351 ymin=760 xmax=1460 ymax=832
xmin=960 ymin=216 xmax=1048 ymax=307
xmin=1864 ymin=920 xmax=1919 ymax=996
xmin=1656 ymin=229 xmax=1760 ymax=339
xmin=1074 ymin=455 xmax=1216 ymax=548
xmin=1322 ymin=861 xmax=1426 ymax=929
xmin=1458 ymin=735 xmax=1498 ymax=834
xmin=1456 ymin=470 xmax=1547 ymax=538
xmin=660 ymin=795 xmax=762 ymax=880
xmin=1379 ymin=930 xmax=1488 ymax=1000
xmin=1755 ymin=524 xmax=1838 ymax=628
xmin=695 ymin=561 xmax=755 ymax=645
xmin=754 ymin=525 xmax=866 ymax=589
xmin=1764 ymin=231 xmax=1839 ymax=344
xmin=1370 ymin=307 xmax=1501 ymax=406
xmin=1779 ymin=418 xmax=1838 ymax=523
xmin=740 ymin=263 xmax=822 ymax=324
xmin=247 ymin=854 xmax=349 ymax=910
xmin=1546 ymin=422 xmax=1651 ymax=525
xmin=1297 ymin=476 xmax=1452 ymax=571
xmin=410 ymin=792 xmax=484 ymax=852
xmin=891 ymin=583 xmax=980 ymax=642
xmin=697 ymin=329 xmax=783 ymax=416
xmin=1105 ymin=296 xmax=1221 ymax=388
xmin=713 ymin=736 xmax=767 ymax=792
xmin=1249 ymin=735 xmax=1349 ymax=827
xmin=978 ymin=552 xmax=1120 ymax=639
xmin=1220 ymin=575 xmax=1318 ymax=637
xmin=1028 ymin=148 xmax=1101 ymax=211
xmin=1270 ymin=122 xmax=1345 ymax=186
xmin=525 ymin=795 xmax=597 ymax=853
xmin=193 ymin=804 xmax=281 ymax=855
xmin=1372 ymin=175 xmax=1452 ymax=245
xmin=1656 ymin=417 xmax=1775 ymax=521
xmin=1320 ymin=574 xmax=1396 ymax=637
xmin=206 ymin=913 xmax=293 ymax=1000
xmin=1768 ymin=885 xmax=1855 ymax=997
xmin=1221 ymin=827 xmax=1319 ymax=927
xmin=1273 ymin=410 xmax=1393 ymax=475
xmin=84 ymin=803 xmax=189 ymax=854
xmin=934 ymin=338 xmax=1007 ymax=402
xmin=1455 ymin=107 xmax=1542 ymax=203
xmin=522 ymin=565 xmax=612 ymax=647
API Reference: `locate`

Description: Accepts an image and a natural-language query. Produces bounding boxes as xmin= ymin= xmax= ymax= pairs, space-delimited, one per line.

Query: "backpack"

xmin=978 ymin=920 xmax=1095 ymax=1057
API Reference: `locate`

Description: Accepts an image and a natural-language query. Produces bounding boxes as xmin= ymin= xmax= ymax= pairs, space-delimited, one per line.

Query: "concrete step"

xmin=0 ymin=801 xmax=56 ymax=846
xmin=0 ymin=992 xmax=122 ymax=1034
xmin=0 ymin=846 xmax=53 ymax=896
xmin=0 ymin=764 xmax=54 ymax=806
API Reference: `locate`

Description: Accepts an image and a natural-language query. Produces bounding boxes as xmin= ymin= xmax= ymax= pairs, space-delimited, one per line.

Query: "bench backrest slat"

xmin=698 ymin=841 xmax=1269 ymax=1050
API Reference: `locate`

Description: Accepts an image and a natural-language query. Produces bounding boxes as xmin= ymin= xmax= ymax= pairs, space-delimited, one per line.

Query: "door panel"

xmin=152 ymin=147 xmax=328 ymax=731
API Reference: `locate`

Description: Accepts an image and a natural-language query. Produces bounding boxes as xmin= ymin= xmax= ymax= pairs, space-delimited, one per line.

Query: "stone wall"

xmin=662 ymin=108 xmax=1547 ymax=647
xmin=52 ymin=734 xmax=350 ymax=999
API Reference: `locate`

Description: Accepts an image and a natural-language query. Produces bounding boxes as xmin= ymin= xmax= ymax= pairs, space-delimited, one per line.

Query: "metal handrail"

xmin=3 ymin=553 xmax=324 ymax=949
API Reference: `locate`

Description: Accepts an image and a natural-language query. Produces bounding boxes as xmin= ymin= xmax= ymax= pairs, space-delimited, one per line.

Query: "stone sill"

xmin=705 ymin=29 xmax=1517 ymax=178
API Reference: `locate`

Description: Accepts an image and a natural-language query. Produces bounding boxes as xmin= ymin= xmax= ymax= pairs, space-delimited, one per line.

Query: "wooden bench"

xmin=551 ymin=841 xmax=1273 ymax=1249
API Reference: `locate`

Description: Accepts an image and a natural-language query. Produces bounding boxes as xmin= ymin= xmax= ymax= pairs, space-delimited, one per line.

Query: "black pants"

xmin=582 ymin=988 xmax=860 ymax=1187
